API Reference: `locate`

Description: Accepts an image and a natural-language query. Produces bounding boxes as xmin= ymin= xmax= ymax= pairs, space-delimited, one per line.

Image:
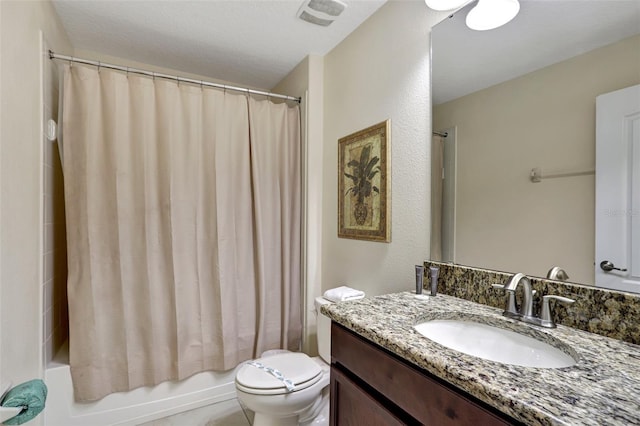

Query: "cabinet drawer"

xmin=331 ymin=323 xmax=514 ymax=426
xmin=330 ymin=367 xmax=406 ymax=426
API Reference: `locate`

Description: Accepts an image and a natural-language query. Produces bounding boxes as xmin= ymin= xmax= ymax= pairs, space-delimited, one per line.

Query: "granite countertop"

xmin=321 ymin=292 xmax=640 ymax=426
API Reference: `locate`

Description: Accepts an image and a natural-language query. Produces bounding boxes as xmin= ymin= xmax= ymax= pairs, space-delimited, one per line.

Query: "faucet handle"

xmin=491 ymin=284 xmax=518 ymax=317
xmin=540 ymin=295 xmax=575 ymax=327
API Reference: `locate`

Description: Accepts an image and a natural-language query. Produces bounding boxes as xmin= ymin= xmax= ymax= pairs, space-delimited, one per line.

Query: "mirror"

xmin=431 ymin=0 xmax=640 ymax=287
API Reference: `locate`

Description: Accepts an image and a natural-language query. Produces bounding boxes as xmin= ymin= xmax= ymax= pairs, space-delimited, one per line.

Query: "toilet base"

xmin=300 ymin=393 xmax=329 ymax=426
xmin=253 ymin=412 xmax=299 ymax=426
xmin=250 ymin=399 xmax=329 ymax=426
xmin=299 ymin=385 xmax=329 ymax=426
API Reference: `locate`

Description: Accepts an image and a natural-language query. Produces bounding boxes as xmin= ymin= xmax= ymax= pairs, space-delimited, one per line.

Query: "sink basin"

xmin=414 ymin=319 xmax=577 ymax=368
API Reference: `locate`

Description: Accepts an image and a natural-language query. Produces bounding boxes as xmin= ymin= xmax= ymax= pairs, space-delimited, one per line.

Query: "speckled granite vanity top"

xmin=321 ymin=292 xmax=640 ymax=426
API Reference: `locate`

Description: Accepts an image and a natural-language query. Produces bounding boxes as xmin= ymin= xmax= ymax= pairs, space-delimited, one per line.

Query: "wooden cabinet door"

xmin=331 ymin=323 xmax=516 ymax=426
xmin=330 ymin=367 xmax=405 ymax=426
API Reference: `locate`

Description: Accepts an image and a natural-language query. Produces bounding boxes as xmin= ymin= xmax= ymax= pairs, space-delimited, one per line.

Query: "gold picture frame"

xmin=338 ymin=120 xmax=391 ymax=242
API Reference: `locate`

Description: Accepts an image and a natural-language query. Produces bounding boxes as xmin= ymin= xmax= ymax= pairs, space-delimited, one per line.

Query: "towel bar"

xmin=530 ymin=167 xmax=595 ymax=183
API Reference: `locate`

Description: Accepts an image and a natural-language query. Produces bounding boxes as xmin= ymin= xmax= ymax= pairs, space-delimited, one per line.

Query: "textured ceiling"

xmin=52 ymin=0 xmax=387 ymax=90
xmin=432 ymin=0 xmax=640 ymax=105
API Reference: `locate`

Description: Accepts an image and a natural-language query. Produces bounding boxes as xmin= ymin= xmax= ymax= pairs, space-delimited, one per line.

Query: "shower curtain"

xmin=430 ymin=134 xmax=445 ymax=261
xmin=61 ymin=64 xmax=301 ymax=401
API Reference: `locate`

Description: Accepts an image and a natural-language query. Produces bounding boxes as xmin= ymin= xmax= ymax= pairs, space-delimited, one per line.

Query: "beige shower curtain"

xmin=430 ymin=134 xmax=444 ymax=261
xmin=62 ymin=64 xmax=301 ymax=401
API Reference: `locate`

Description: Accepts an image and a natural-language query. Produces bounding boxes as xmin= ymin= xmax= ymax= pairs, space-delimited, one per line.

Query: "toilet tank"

xmin=314 ymin=296 xmax=333 ymax=363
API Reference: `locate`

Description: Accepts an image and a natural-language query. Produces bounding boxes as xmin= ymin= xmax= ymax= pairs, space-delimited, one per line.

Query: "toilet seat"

xmin=236 ymin=353 xmax=323 ymax=396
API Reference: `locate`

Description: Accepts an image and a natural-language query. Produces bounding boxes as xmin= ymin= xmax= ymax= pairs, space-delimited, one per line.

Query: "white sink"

xmin=414 ymin=319 xmax=577 ymax=368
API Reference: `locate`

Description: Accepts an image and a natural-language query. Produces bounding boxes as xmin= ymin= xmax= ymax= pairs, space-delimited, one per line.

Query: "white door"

xmin=595 ymin=84 xmax=640 ymax=293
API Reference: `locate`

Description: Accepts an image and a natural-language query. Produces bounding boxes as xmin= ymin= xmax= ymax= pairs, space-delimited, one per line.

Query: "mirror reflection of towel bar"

xmin=530 ymin=167 xmax=595 ymax=183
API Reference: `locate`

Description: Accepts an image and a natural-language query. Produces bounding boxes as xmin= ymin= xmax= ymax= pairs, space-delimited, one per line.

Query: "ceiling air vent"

xmin=297 ymin=0 xmax=347 ymax=27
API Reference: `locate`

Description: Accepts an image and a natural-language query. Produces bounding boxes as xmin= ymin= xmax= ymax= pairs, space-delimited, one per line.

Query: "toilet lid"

xmin=236 ymin=353 xmax=322 ymax=395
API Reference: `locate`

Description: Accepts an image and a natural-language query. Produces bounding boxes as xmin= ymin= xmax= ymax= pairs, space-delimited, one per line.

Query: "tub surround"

xmin=322 ymin=292 xmax=640 ymax=425
xmin=425 ymin=261 xmax=640 ymax=345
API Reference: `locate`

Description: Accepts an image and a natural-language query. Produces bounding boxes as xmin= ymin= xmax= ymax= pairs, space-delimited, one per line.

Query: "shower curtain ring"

xmin=97 ymin=61 xmax=101 ymax=73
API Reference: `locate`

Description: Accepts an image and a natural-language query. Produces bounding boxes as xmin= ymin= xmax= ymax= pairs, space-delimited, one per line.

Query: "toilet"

xmin=235 ymin=296 xmax=333 ymax=426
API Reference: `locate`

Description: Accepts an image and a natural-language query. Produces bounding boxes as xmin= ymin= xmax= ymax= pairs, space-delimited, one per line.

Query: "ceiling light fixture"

xmin=425 ymin=0 xmax=520 ymax=31
xmin=465 ymin=0 xmax=520 ymax=31
xmin=424 ymin=0 xmax=469 ymax=12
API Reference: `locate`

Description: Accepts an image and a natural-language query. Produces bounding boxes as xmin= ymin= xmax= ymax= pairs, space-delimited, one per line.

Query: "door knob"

xmin=600 ymin=260 xmax=628 ymax=272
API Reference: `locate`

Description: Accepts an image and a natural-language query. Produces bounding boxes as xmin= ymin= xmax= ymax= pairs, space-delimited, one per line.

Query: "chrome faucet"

xmin=493 ymin=273 xmax=534 ymax=319
xmin=493 ymin=272 xmax=575 ymax=328
xmin=546 ymin=266 xmax=569 ymax=281
xmin=503 ymin=273 xmax=534 ymax=320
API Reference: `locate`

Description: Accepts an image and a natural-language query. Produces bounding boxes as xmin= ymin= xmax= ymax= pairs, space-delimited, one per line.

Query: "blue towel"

xmin=1 ymin=379 xmax=47 ymax=425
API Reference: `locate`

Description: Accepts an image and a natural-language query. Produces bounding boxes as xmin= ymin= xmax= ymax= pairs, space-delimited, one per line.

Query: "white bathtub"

xmin=43 ymin=343 xmax=240 ymax=426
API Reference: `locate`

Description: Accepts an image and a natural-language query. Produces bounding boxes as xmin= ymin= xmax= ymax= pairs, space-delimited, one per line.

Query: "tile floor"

xmin=139 ymin=398 xmax=254 ymax=426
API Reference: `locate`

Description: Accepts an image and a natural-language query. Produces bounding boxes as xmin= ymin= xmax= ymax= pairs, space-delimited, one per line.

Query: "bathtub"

xmin=44 ymin=343 xmax=240 ymax=425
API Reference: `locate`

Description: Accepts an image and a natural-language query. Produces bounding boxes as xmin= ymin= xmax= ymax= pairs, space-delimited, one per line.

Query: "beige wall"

xmin=1 ymin=0 xmax=72 ymax=391
xmin=322 ymin=1 xmax=445 ymax=296
xmin=434 ymin=34 xmax=640 ymax=285
xmin=273 ymin=55 xmax=325 ymax=356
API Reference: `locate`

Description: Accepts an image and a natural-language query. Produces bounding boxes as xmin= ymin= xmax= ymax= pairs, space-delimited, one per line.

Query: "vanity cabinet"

xmin=329 ymin=322 xmax=519 ymax=426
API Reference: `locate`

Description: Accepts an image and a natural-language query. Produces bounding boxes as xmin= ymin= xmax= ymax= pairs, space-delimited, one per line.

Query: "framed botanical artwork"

xmin=338 ymin=120 xmax=391 ymax=242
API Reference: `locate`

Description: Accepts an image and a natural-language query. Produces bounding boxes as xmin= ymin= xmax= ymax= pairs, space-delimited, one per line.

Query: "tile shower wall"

xmin=42 ymin=39 xmax=68 ymax=364
xmin=424 ymin=261 xmax=640 ymax=345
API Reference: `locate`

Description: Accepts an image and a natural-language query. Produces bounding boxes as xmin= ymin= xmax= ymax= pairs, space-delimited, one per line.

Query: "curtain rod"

xmin=49 ymin=51 xmax=301 ymax=103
